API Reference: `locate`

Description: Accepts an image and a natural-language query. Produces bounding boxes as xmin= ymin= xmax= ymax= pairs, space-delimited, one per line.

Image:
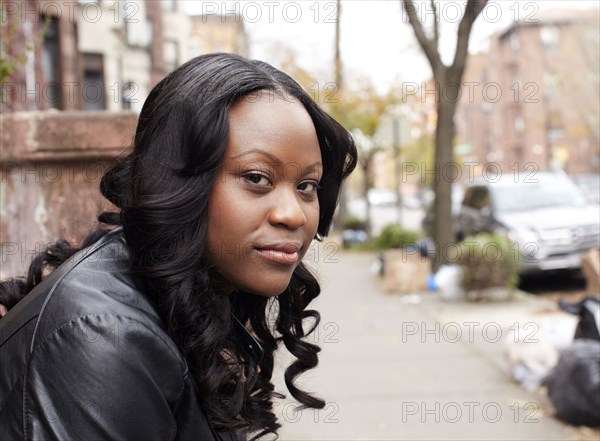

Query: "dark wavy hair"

xmin=0 ymin=53 xmax=357 ymax=439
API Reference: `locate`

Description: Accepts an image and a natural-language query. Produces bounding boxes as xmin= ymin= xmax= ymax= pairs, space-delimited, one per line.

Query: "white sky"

xmin=184 ymin=0 xmax=599 ymax=91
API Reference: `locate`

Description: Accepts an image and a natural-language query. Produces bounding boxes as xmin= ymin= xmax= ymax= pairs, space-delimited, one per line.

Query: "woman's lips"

xmin=255 ymin=242 xmax=302 ymax=265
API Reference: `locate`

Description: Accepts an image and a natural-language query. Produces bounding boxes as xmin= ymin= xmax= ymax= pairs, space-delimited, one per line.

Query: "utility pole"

xmin=393 ymin=118 xmax=402 ymax=227
xmin=333 ymin=0 xmax=348 ymax=228
xmin=335 ymin=0 xmax=342 ymax=88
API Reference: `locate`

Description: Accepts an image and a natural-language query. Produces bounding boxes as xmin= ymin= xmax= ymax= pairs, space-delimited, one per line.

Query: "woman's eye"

xmin=243 ymin=173 xmax=270 ymax=186
xmin=298 ymin=181 xmax=321 ymax=193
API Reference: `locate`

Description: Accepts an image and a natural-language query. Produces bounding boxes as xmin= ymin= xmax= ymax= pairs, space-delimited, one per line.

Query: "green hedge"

xmin=342 ymin=216 xmax=366 ymax=231
xmin=457 ymin=233 xmax=520 ymax=291
xmin=372 ymin=224 xmax=419 ymax=250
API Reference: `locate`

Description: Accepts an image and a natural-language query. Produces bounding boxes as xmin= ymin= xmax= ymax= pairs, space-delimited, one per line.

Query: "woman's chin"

xmin=240 ymin=279 xmax=291 ymax=297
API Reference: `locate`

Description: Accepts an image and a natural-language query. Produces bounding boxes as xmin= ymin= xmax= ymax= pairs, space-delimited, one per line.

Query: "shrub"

xmin=456 ymin=233 xmax=520 ymax=291
xmin=373 ymin=224 xmax=419 ymax=250
xmin=342 ymin=216 xmax=366 ymax=231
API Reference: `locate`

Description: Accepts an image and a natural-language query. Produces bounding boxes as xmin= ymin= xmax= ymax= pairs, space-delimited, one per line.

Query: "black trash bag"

xmin=558 ymin=297 xmax=600 ymax=341
xmin=545 ymin=339 xmax=600 ymax=427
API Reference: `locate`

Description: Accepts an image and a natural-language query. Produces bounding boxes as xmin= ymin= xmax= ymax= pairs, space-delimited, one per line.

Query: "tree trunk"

xmin=433 ymin=87 xmax=457 ymax=270
xmin=363 ymin=161 xmax=372 ymax=238
xmin=400 ymin=0 xmax=488 ymax=270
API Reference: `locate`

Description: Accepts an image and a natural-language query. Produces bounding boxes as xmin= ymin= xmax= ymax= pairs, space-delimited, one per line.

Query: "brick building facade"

xmin=1 ymin=0 xmax=191 ymax=112
xmin=455 ymin=9 xmax=600 ymax=175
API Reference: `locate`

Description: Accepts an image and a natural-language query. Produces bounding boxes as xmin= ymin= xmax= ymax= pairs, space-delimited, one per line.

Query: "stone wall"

xmin=0 ymin=110 xmax=138 ymax=279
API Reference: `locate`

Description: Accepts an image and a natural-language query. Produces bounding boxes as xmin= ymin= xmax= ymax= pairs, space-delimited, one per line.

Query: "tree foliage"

xmin=0 ymin=2 xmax=50 ymax=101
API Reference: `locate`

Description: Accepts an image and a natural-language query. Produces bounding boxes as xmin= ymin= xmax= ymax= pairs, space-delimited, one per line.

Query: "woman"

xmin=0 ymin=53 xmax=357 ymax=440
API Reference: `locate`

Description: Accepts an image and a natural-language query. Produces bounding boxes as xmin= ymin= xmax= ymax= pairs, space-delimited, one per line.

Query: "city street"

xmin=347 ymin=199 xmax=425 ymax=235
xmin=273 ymin=248 xmax=593 ymax=440
xmin=1 ymin=1 xmax=598 ymax=439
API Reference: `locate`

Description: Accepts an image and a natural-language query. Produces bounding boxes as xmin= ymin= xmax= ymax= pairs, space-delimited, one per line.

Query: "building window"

xmin=514 ymin=146 xmax=524 ymax=163
xmin=548 ymin=111 xmax=562 ymax=130
xmin=41 ymin=15 xmax=61 ymax=109
xmin=162 ymin=0 xmax=176 ymax=11
xmin=481 ymin=101 xmax=491 ymax=115
xmin=547 ymin=111 xmax=564 ymax=142
xmin=510 ymin=32 xmax=520 ymax=52
xmin=189 ymin=42 xmax=202 ymax=58
xmin=82 ymin=53 xmax=106 ymax=110
xmin=511 ymin=68 xmax=519 ymax=86
xmin=164 ymin=40 xmax=179 ymax=72
xmin=126 ymin=19 xmax=152 ymax=47
xmin=540 ymin=26 xmax=560 ymax=53
xmin=514 ymin=115 xmax=524 ymax=134
xmin=121 ymin=81 xmax=136 ymax=110
xmin=485 ymin=132 xmax=492 ymax=154
xmin=125 ymin=2 xmax=151 ymax=47
xmin=543 ymin=72 xmax=560 ymax=99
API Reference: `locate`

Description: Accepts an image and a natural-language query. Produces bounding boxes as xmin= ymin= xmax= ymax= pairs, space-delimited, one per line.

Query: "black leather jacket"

xmin=0 ymin=228 xmax=251 ymax=440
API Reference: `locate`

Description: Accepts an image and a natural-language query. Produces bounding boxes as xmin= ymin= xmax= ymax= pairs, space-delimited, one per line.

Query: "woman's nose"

xmin=267 ymin=187 xmax=307 ymax=230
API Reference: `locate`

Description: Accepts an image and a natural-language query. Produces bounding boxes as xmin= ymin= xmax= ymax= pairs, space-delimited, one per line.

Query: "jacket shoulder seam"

xmin=22 ymin=312 xmax=185 ymax=438
xmin=29 ymin=313 xmax=186 ymax=373
xmin=28 ymin=231 xmax=122 ymax=354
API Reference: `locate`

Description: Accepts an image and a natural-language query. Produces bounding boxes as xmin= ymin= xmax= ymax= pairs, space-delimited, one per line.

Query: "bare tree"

xmin=402 ymin=0 xmax=488 ymax=269
xmin=351 ymin=129 xmax=380 ymax=237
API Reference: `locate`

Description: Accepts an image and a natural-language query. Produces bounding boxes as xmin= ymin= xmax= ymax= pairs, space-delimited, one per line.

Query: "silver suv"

xmin=457 ymin=172 xmax=600 ymax=273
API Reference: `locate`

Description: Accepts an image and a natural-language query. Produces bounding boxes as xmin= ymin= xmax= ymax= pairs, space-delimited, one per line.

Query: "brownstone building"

xmin=0 ymin=1 xmax=252 ymax=279
xmin=456 ymin=8 xmax=600 ymax=175
xmin=1 ymin=0 xmax=190 ymax=112
xmin=189 ymin=13 xmax=248 ymax=58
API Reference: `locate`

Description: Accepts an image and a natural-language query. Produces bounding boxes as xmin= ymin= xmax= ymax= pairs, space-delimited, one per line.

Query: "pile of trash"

xmin=504 ymin=296 xmax=600 ymax=428
xmin=545 ymin=297 xmax=600 ymax=427
xmin=431 ymin=263 xmax=516 ymax=302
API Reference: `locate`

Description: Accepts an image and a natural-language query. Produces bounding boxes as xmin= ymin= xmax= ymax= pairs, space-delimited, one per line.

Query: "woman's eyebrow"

xmin=231 ymin=150 xmax=323 ymax=172
xmin=231 ymin=149 xmax=281 ymax=164
xmin=304 ymin=162 xmax=323 ymax=174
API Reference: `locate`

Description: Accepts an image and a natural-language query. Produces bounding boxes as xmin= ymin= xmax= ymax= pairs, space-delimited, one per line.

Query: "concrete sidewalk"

xmin=273 ymin=249 xmax=596 ymax=440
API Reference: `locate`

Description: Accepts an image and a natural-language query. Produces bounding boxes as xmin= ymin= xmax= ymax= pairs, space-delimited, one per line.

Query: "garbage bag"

xmin=434 ymin=264 xmax=464 ymax=301
xmin=545 ymin=339 xmax=600 ymax=427
xmin=558 ymin=297 xmax=600 ymax=341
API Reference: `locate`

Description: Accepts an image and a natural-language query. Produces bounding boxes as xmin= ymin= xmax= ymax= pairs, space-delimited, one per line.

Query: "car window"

xmin=493 ymin=180 xmax=587 ymax=212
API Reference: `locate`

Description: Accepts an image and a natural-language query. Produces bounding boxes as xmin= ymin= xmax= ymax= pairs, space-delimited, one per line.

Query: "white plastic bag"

xmin=434 ymin=264 xmax=465 ymax=301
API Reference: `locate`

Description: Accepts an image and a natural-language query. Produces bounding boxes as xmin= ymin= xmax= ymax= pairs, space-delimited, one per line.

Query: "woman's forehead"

xmin=226 ymin=94 xmax=321 ymax=162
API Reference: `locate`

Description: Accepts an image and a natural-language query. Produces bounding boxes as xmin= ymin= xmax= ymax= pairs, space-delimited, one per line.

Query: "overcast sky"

xmin=185 ymin=1 xmax=598 ymax=91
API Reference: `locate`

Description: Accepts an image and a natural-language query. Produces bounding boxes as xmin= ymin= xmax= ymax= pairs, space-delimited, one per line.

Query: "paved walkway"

xmin=273 ymin=249 xmax=594 ymax=440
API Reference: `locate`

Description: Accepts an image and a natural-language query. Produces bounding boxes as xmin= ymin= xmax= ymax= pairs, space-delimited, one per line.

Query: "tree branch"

xmin=402 ymin=0 xmax=443 ymax=76
xmin=450 ymin=0 xmax=488 ymax=81
xmin=430 ymin=0 xmax=439 ymax=54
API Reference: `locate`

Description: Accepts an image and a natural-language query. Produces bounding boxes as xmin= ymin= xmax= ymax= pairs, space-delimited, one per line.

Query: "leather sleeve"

xmin=23 ymin=314 xmax=187 ymax=441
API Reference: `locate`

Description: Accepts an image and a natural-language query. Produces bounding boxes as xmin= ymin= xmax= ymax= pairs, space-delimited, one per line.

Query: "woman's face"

xmin=207 ymin=92 xmax=322 ymax=297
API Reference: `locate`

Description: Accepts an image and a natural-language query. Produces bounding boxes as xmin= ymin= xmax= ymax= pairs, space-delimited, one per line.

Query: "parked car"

xmin=457 ymin=172 xmax=600 ymax=274
xmin=571 ymin=173 xmax=600 ymax=205
xmin=421 ymin=184 xmax=465 ymax=239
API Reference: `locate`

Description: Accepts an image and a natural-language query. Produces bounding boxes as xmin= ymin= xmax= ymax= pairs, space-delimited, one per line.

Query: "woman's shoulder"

xmin=41 ymin=229 xmax=163 ymax=329
xmin=37 ymin=228 xmax=177 ymax=351
xmin=0 ymin=229 xmax=194 ymax=438
xmin=1 ymin=227 xmax=182 ymax=367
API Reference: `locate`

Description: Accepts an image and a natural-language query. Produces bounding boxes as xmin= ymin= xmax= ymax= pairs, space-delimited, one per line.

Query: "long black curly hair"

xmin=0 ymin=53 xmax=357 ymax=439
